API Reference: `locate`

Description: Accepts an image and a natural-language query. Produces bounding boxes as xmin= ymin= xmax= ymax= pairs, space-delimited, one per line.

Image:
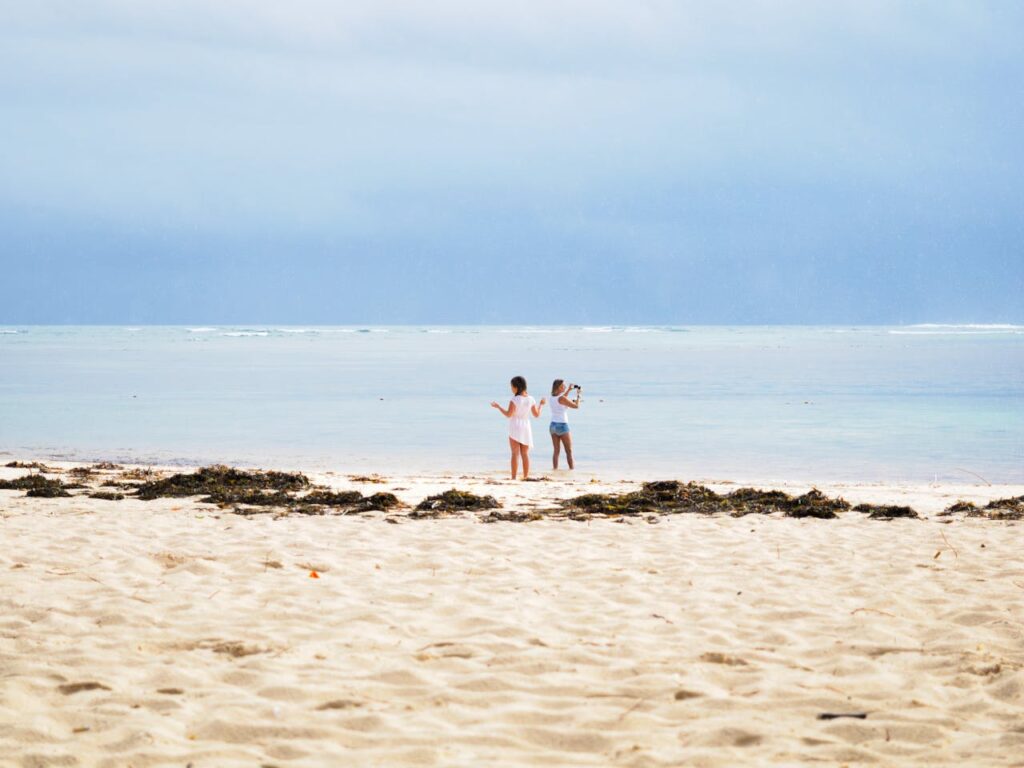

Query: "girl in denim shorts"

xmin=548 ymin=379 xmax=581 ymax=469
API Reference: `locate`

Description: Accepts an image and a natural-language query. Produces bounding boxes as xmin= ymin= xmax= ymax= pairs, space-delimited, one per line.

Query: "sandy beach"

xmin=1 ymin=462 xmax=1022 ymax=767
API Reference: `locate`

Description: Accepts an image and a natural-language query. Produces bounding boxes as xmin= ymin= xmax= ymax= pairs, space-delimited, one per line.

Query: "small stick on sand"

xmin=940 ymin=530 xmax=959 ymax=559
xmin=953 ymin=467 xmax=991 ymax=486
xmin=850 ymin=608 xmax=897 ymax=618
xmin=616 ymin=697 xmax=647 ymax=722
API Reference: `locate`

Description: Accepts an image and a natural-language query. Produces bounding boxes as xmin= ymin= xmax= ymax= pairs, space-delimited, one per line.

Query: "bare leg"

xmin=551 ymin=431 xmax=561 ymax=469
xmin=561 ymin=433 xmax=575 ymax=469
xmin=509 ymin=437 xmax=519 ymax=479
xmin=520 ymin=444 xmax=531 ymax=479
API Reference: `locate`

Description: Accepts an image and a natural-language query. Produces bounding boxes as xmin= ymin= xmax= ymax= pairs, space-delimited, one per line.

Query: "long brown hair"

xmin=511 ymin=376 xmax=527 ymax=395
xmin=551 ymin=378 xmax=564 ymax=395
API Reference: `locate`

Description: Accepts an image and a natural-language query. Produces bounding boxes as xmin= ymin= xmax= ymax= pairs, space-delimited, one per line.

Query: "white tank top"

xmin=549 ymin=394 xmax=570 ymax=423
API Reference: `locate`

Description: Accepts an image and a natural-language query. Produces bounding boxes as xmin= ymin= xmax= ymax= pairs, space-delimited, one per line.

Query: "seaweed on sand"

xmin=355 ymin=492 xmax=401 ymax=512
xmin=411 ymin=489 xmax=500 ymax=517
xmin=559 ymin=481 xmax=723 ymax=518
xmin=229 ymin=489 xmax=402 ymax=516
xmin=134 ymin=465 xmax=310 ymax=501
xmin=89 ymin=491 xmax=125 ymax=501
xmin=942 ymin=496 xmax=1024 ymax=521
xmin=301 ymin=490 xmax=364 ymax=506
xmin=4 ymin=461 xmax=52 ymax=470
xmin=293 ymin=490 xmax=401 ymax=514
xmin=780 ymin=489 xmax=850 ymax=519
xmin=231 ymin=491 xmax=403 ymax=517
xmin=555 ymin=482 xmax=852 ymax=520
xmin=725 ymin=488 xmax=803 ymax=517
xmin=852 ymin=503 xmax=919 ymax=520
xmin=985 ymin=496 xmax=1024 ymax=520
xmin=481 ymin=510 xmax=544 ymax=523
xmin=201 ymin=489 xmax=296 ymax=507
xmin=26 ymin=481 xmax=73 ymax=498
xmin=120 ymin=467 xmax=160 ymax=481
xmin=0 ymin=474 xmax=73 ymax=497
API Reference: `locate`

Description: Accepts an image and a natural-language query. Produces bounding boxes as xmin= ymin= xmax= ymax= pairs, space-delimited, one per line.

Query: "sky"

xmin=1 ymin=1 xmax=1022 ymax=324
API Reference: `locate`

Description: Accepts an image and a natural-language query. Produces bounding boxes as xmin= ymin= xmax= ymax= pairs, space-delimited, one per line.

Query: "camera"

xmin=567 ymin=383 xmax=581 ymax=391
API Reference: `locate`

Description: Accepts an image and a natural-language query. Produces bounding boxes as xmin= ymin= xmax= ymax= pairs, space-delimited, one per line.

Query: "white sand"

xmin=1 ymin=463 xmax=1022 ymax=766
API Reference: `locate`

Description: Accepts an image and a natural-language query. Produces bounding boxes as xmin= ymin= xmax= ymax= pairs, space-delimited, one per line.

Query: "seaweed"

xmin=230 ymin=489 xmax=401 ymax=516
xmin=559 ymin=481 xmax=724 ymax=518
xmin=984 ymin=495 xmax=1024 ymax=520
xmin=481 ymin=510 xmax=544 ymax=523
xmin=413 ymin=489 xmax=497 ymax=514
xmin=782 ymin=489 xmax=850 ymax=519
xmin=0 ymin=474 xmax=72 ymax=497
xmin=301 ymin=490 xmax=363 ymax=506
xmin=727 ymin=488 xmax=793 ymax=506
xmin=941 ymin=500 xmax=979 ymax=515
xmin=356 ymin=492 xmax=401 ymax=511
xmin=0 ymin=475 xmax=56 ymax=491
xmin=135 ymin=465 xmax=310 ymax=501
xmin=941 ymin=496 xmax=1024 ymax=521
xmin=88 ymin=491 xmax=125 ymax=501
xmin=852 ymin=503 xmax=919 ymax=520
xmin=26 ymin=482 xmax=72 ymax=498
xmin=4 ymin=461 xmax=52 ymax=470
xmin=201 ymin=489 xmax=296 ymax=507
xmin=725 ymin=488 xmax=794 ymax=517
xmin=121 ymin=467 xmax=160 ymax=481
xmin=556 ymin=482 xmax=851 ymax=520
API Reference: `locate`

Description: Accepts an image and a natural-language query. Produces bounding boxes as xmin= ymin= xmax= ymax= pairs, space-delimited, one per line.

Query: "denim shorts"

xmin=549 ymin=422 xmax=571 ymax=436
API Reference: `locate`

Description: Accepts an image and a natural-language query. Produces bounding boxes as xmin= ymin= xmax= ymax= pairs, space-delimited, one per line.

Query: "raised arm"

xmin=558 ymin=395 xmax=580 ymax=409
xmin=531 ymin=397 xmax=547 ymax=417
xmin=491 ymin=399 xmax=516 ymax=418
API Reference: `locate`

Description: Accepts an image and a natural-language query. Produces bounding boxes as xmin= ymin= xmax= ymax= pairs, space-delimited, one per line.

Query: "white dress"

xmin=508 ymin=394 xmax=536 ymax=447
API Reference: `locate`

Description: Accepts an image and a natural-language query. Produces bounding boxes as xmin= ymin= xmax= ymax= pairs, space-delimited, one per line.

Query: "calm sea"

xmin=0 ymin=325 xmax=1021 ymax=483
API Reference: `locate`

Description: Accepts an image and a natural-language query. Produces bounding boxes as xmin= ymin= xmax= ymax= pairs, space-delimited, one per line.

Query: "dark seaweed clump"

xmin=203 ymin=489 xmax=296 ymax=507
xmin=135 ymin=465 xmax=310 ymax=501
xmin=481 ymin=510 xmax=544 ymax=523
xmin=412 ymin=489 xmax=501 ymax=517
xmin=300 ymin=490 xmax=400 ymax=512
xmin=131 ymin=465 xmax=402 ymax=516
xmin=771 ymin=489 xmax=852 ymax=519
xmin=354 ymin=492 xmax=401 ymax=511
xmin=0 ymin=474 xmax=73 ymax=497
xmin=852 ymin=503 xmax=919 ymax=520
xmin=556 ymin=482 xmax=853 ymax=520
xmin=941 ymin=496 xmax=1024 ymax=521
xmin=302 ymin=490 xmax=363 ymax=506
xmin=4 ymin=461 xmax=52 ymax=470
xmin=27 ymin=481 xmax=73 ymax=498
xmin=89 ymin=491 xmax=125 ymax=501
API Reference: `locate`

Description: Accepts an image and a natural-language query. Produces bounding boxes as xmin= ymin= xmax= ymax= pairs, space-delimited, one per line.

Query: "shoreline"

xmin=2 ymin=458 xmax=1022 ymax=519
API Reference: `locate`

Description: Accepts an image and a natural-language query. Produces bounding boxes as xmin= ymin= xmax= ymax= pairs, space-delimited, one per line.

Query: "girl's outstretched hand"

xmin=490 ymin=401 xmax=500 ymax=408
xmin=540 ymin=397 xmax=547 ymax=406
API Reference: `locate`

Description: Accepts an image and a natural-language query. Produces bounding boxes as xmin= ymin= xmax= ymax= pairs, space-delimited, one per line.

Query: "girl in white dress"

xmin=491 ymin=375 xmax=546 ymax=480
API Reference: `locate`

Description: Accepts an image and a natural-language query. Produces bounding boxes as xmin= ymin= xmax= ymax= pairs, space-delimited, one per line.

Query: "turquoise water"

xmin=0 ymin=325 xmax=1021 ymax=482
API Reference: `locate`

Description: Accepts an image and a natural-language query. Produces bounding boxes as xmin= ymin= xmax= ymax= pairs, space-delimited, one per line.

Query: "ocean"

xmin=0 ymin=325 xmax=1021 ymax=483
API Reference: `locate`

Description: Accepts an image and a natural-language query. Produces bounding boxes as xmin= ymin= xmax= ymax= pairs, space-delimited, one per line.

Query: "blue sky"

xmin=1 ymin=1 xmax=1022 ymax=324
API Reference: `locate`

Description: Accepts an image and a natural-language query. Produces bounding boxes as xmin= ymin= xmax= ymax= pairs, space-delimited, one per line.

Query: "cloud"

xmin=0 ymin=2 xmax=1021 ymax=322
